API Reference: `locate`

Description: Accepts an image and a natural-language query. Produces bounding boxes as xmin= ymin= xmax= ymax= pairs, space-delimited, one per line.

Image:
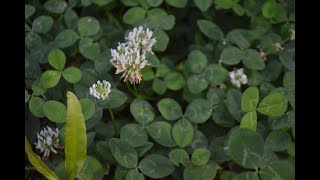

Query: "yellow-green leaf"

xmin=65 ymin=91 xmax=87 ymax=180
xmin=25 ymin=137 xmax=59 ymax=180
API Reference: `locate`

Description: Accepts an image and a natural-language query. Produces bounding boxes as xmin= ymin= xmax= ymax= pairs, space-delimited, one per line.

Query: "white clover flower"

xmin=89 ymin=80 xmax=111 ymax=100
xmin=290 ymin=26 xmax=295 ymax=40
xmin=274 ymin=42 xmax=284 ymax=52
xmin=229 ymin=68 xmax=248 ymax=88
xmin=110 ymin=26 xmax=156 ymax=84
xmin=260 ymin=51 xmax=267 ymax=61
xmin=34 ymin=126 xmax=61 ymax=160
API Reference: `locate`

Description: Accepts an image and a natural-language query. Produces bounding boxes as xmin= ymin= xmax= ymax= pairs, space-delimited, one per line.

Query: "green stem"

xmin=108 ymin=107 xmax=117 ymax=137
xmin=125 ymin=81 xmax=138 ymax=97
xmin=133 ymin=84 xmax=138 ymax=95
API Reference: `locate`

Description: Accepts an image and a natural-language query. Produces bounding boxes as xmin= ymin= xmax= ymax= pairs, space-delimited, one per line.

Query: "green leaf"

xmin=121 ymin=0 xmax=139 ymax=6
xmin=226 ymin=89 xmax=244 ymax=122
xmin=79 ymin=38 xmax=101 ymax=61
xmin=147 ymin=14 xmax=175 ymax=30
xmin=184 ymin=98 xmax=212 ymax=124
xmin=105 ymin=89 xmax=128 ymax=109
xmin=140 ymin=66 xmax=155 ymax=81
xmin=78 ymin=17 xmax=101 ymax=36
xmin=40 ymin=70 xmax=61 ymax=88
xmin=208 ymin=136 xmax=231 ymax=164
xmin=126 ymin=169 xmax=145 ymax=180
xmin=136 ymin=142 xmax=154 ymax=157
xmin=233 ymin=172 xmax=259 ymax=180
xmin=62 ymin=67 xmax=82 ymax=83
xmin=264 ymin=130 xmax=291 ymax=152
xmin=206 ymin=88 xmax=224 ymax=106
xmin=96 ymin=141 xmax=116 ymax=164
xmin=262 ymin=0 xmax=277 ymax=18
xmin=77 ymin=156 xmax=105 ymax=180
xmin=25 ymin=32 xmax=42 ymax=50
xmin=197 ymin=20 xmax=224 ymax=41
xmin=220 ymin=46 xmax=244 ymax=65
xmin=165 ymin=0 xmax=188 ymax=8
xmin=261 ymin=60 xmax=282 ymax=82
xmin=241 ymin=87 xmax=259 ymax=112
xmin=183 ymin=161 xmax=218 ymax=180
xmin=25 ymin=90 xmax=31 ymax=103
xmin=169 ymin=148 xmax=190 ymax=167
xmin=172 ymin=118 xmax=194 ymax=148
xmin=109 ymin=138 xmax=138 ymax=169
xmin=164 ymin=72 xmax=185 ymax=90
xmin=187 ymin=74 xmax=208 ymax=94
xmin=259 ymin=161 xmax=295 ymax=180
xmin=228 ymin=128 xmax=264 ymax=169
xmin=92 ymin=0 xmax=113 ymax=6
xmin=191 ymin=148 xmax=211 ymax=166
xmin=240 ymin=111 xmax=257 ymax=132
xmin=48 ymin=49 xmax=66 ymax=71
xmin=29 ymin=96 xmax=45 ymax=118
xmin=243 ymin=49 xmax=266 ymax=70
xmin=257 ymin=93 xmax=287 ymax=116
xmin=120 ymin=123 xmax=148 ymax=147
xmin=248 ymin=70 xmax=262 ymax=87
xmin=130 ymin=98 xmax=155 ymax=126
xmin=65 ymin=91 xmax=87 ymax=180
xmin=194 ymin=0 xmax=212 ymax=11
xmin=146 ymin=121 xmax=176 ymax=147
xmin=43 ymin=100 xmax=67 ymax=123
xmin=283 ymin=71 xmax=295 ymax=92
xmin=185 ymin=50 xmax=208 ymax=74
xmin=64 ymin=9 xmax=79 ymax=29
xmin=44 ymin=0 xmax=67 ymax=14
xmin=158 ymin=98 xmax=183 ymax=121
xmin=123 ymin=7 xmax=146 ymax=25
xmin=152 ymin=78 xmax=167 ymax=95
xmin=32 ymin=16 xmax=53 ymax=34
xmin=212 ymin=104 xmax=237 ymax=128
xmin=232 ymin=4 xmax=245 ymax=16
xmin=79 ymin=99 xmax=95 ymax=120
xmin=115 ymin=165 xmax=130 ymax=180
xmin=153 ymin=28 xmax=169 ymax=52
xmin=215 ymin=0 xmax=239 ymax=9
xmin=191 ymin=130 xmax=208 ymax=149
xmin=139 ymin=154 xmax=175 ymax=179
xmin=55 ymin=29 xmax=80 ymax=48
xmin=146 ymin=0 xmax=163 ymax=7
xmin=25 ymin=5 xmax=35 ymax=19
xmin=203 ymin=64 xmax=228 ymax=85
xmin=25 ymin=137 xmax=59 ymax=180
xmin=156 ymin=63 xmax=170 ymax=77
xmin=226 ymin=30 xmax=250 ymax=49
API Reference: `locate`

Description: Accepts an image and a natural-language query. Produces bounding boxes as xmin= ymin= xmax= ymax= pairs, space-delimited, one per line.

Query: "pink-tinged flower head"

xmin=110 ymin=26 xmax=156 ymax=84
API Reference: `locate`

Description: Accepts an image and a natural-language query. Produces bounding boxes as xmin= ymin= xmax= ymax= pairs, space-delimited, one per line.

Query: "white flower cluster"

xmin=274 ymin=42 xmax=284 ymax=52
xmin=110 ymin=26 xmax=157 ymax=84
xmin=34 ymin=126 xmax=61 ymax=160
xmin=89 ymin=80 xmax=111 ymax=100
xmin=290 ymin=26 xmax=295 ymax=40
xmin=229 ymin=68 xmax=248 ymax=88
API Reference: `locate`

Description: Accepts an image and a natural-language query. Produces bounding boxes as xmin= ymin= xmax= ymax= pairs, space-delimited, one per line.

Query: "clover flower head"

xmin=110 ymin=26 xmax=156 ymax=84
xmin=34 ymin=126 xmax=61 ymax=160
xmin=260 ymin=51 xmax=267 ymax=61
xmin=89 ymin=80 xmax=111 ymax=100
xmin=290 ymin=26 xmax=295 ymax=40
xmin=229 ymin=68 xmax=248 ymax=88
xmin=274 ymin=42 xmax=284 ymax=52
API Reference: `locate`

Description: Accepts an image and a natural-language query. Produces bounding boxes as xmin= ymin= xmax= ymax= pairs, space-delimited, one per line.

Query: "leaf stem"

xmin=108 ymin=107 xmax=117 ymax=137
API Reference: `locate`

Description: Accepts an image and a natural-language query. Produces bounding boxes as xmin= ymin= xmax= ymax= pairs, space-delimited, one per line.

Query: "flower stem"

xmin=133 ymin=84 xmax=138 ymax=95
xmin=125 ymin=81 xmax=138 ymax=97
xmin=108 ymin=107 xmax=117 ymax=137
